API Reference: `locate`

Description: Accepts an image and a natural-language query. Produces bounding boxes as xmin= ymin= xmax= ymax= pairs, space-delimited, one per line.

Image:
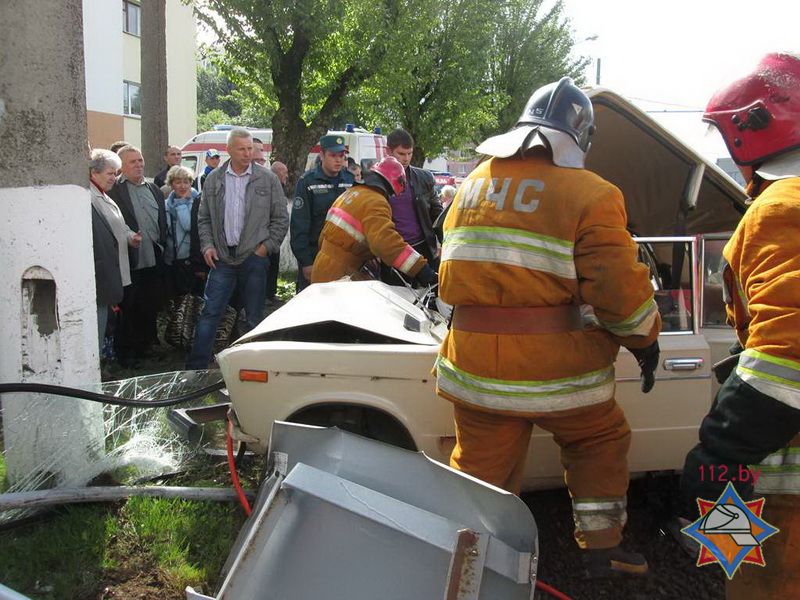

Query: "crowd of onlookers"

xmin=89 ymin=126 xmax=445 ymax=368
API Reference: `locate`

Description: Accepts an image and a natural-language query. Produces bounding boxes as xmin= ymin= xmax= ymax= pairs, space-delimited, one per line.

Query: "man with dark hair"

xmin=110 ymin=140 xmax=128 ymax=154
xmin=154 ymin=145 xmax=182 ymax=188
xmin=290 ymin=134 xmax=355 ymax=291
xmin=381 ymin=128 xmax=442 ymax=284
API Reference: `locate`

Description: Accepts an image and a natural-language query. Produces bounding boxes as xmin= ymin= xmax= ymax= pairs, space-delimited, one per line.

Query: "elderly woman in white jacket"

xmin=89 ymin=149 xmax=141 ymax=345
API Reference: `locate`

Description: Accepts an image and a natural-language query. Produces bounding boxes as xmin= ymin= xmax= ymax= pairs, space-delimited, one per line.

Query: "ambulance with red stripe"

xmin=180 ymin=125 xmax=387 ymax=188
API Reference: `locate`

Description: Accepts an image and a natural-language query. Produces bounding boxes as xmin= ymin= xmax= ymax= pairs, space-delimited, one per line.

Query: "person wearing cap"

xmin=197 ymin=148 xmax=222 ymax=190
xmin=434 ymin=77 xmax=661 ymax=577
xmin=311 ymin=156 xmax=437 ymax=286
xmin=679 ymin=53 xmax=800 ymax=598
xmin=290 ymin=134 xmax=355 ymax=291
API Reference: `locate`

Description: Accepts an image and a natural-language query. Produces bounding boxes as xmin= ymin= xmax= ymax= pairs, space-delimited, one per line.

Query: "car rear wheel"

xmin=288 ymin=404 xmax=416 ymax=451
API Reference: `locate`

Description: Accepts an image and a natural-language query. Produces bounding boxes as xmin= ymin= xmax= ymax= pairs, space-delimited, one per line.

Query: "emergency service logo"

xmin=681 ymin=482 xmax=779 ymax=579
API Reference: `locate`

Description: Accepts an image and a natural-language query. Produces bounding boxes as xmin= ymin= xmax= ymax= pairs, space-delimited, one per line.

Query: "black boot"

xmin=582 ymin=546 xmax=648 ymax=578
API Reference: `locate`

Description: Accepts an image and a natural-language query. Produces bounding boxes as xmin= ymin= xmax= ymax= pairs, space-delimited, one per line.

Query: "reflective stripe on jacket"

xmin=436 ymin=154 xmax=659 ymax=414
xmin=754 ymin=438 xmax=800 ymax=495
xmin=723 ymin=177 xmax=800 ymax=410
xmin=311 ymin=185 xmax=427 ymax=283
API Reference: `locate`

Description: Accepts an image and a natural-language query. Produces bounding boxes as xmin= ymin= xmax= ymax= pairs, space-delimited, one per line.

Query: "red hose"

xmin=536 ymin=580 xmax=572 ymax=600
xmin=226 ymin=417 xmax=252 ymax=516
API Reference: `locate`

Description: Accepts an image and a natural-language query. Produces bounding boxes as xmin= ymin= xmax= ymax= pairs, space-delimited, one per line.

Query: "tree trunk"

xmin=141 ymin=0 xmax=169 ymax=178
xmin=411 ymin=145 xmax=427 ymax=168
xmin=272 ymin=105 xmax=328 ymax=196
xmin=405 ymin=124 xmax=427 ymax=168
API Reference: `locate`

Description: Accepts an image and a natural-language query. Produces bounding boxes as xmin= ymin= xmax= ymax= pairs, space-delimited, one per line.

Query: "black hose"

xmin=0 ymin=379 xmax=225 ymax=408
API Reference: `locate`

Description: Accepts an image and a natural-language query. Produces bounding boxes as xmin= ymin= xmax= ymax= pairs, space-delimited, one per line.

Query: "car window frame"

xmin=699 ymin=232 xmax=733 ymax=330
xmin=634 ymin=236 xmax=699 ymax=336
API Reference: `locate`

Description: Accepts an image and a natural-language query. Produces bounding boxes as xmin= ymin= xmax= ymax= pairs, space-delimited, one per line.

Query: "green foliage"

xmin=483 ymin=0 xmax=590 ymax=137
xmin=276 ymin=275 xmax=297 ymax=302
xmin=354 ymin=0 xmax=501 ymax=162
xmin=197 ymin=108 xmax=234 ymax=133
xmin=194 ymin=0 xmax=407 ymax=186
xmin=197 ymin=62 xmax=241 ymax=116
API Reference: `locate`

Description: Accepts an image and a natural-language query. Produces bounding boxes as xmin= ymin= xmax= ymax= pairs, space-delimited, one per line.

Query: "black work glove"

xmin=630 ymin=341 xmax=659 ymax=393
xmin=415 ymin=264 xmax=438 ymax=287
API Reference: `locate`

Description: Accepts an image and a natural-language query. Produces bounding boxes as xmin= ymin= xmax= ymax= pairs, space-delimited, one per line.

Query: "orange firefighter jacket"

xmin=436 ymin=153 xmax=660 ymax=415
xmin=311 ymin=185 xmax=428 ymax=283
xmin=723 ymin=176 xmax=800 ymax=414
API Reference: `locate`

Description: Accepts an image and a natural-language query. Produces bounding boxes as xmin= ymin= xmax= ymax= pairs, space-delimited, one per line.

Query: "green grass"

xmin=0 ymin=276 xmax=294 ymax=597
xmin=119 ymin=496 xmax=244 ymax=590
xmin=0 ymin=505 xmax=121 ymax=599
xmin=0 ymin=453 xmax=259 ymax=599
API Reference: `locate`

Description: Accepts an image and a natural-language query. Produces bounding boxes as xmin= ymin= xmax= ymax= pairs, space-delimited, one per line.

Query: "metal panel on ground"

xmin=204 ymin=422 xmax=538 ymax=600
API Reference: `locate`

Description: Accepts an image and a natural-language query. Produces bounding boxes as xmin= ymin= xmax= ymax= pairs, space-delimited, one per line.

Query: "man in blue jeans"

xmin=186 ymin=128 xmax=289 ymax=369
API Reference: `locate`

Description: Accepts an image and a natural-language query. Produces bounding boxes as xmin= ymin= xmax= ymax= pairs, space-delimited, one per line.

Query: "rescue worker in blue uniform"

xmin=290 ymin=134 xmax=355 ymax=291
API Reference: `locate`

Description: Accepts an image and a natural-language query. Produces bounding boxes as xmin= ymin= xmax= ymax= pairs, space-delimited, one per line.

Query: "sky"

xmin=561 ymin=0 xmax=800 ymax=158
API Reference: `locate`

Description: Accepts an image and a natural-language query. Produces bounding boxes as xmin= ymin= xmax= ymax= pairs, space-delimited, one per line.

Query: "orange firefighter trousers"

xmin=725 ymin=493 xmax=800 ymax=599
xmin=450 ymin=398 xmax=631 ymax=549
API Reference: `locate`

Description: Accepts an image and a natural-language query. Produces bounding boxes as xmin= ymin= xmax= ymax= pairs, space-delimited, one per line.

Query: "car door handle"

xmin=663 ymin=358 xmax=704 ymax=371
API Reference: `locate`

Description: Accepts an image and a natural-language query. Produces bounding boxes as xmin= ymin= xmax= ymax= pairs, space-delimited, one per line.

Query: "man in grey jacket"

xmin=187 ymin=129 xmax=289 ymax=369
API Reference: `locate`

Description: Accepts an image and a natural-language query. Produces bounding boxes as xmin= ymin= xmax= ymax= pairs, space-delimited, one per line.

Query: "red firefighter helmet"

xmin=370 ymin=156 xmax=406 ymax=195
xmin=704 ymin=52 xmax=800 ymax=166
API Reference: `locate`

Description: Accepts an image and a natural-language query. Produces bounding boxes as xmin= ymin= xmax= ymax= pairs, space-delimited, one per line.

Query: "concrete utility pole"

xmin=0 ymin=0 xmax=104 ymax=488
xmin=141 ymin=0 xmax=170 ymax=178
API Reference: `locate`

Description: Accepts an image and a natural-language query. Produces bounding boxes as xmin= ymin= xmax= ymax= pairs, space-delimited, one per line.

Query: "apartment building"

xmin=83 ymin=0 xmax=197 ymax=149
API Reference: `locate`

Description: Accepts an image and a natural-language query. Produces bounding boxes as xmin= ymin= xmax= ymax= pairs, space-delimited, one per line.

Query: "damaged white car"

xmin=218 ymin=88 xmax=749 ymax=490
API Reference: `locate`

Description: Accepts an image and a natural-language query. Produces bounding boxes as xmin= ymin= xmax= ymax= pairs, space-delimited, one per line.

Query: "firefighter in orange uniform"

xmin=312 ymin=156 xmax=438 ymax=286
xmin=679 ymin=53 xmax=800 ymax=598
xmin=435 ymin=77 xmax=661 ymax=577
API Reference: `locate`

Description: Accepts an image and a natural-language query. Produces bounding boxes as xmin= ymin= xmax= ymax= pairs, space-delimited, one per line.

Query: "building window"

xmin=123 ymin=1 xmax=140 ymax=36
xmin=123 ymin=81 xmax=141 ymax=116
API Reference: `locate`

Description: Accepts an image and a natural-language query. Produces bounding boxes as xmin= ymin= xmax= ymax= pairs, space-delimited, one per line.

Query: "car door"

xmin=523 ymin=236 xmax=714 ymax=487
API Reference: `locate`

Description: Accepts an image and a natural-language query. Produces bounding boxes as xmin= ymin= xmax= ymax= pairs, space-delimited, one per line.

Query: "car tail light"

xmin=239 ymin=369 xmax=268 ymax=383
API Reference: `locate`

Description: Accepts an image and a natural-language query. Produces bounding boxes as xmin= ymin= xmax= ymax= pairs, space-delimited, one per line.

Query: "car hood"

xmin=234 ymin=280 xmax=445 ymax=346
xmin=586 ymin=88 xmax=749 ymax=236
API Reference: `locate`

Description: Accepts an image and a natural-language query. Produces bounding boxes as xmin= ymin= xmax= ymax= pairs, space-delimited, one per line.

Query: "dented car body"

xmin=218 ymin=89 xmax=749 ymax=490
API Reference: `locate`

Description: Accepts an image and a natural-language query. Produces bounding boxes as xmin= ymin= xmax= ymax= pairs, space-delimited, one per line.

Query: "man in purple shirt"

xmin=380 ymin=128 xmax=442 ymax=285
